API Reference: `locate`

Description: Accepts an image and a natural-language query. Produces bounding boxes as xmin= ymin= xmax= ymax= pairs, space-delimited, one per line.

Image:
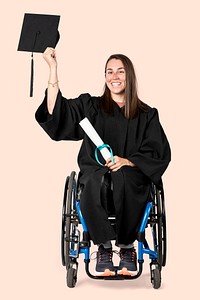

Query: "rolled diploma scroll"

xmin=79 ymin=117 xmax=111 ymax=162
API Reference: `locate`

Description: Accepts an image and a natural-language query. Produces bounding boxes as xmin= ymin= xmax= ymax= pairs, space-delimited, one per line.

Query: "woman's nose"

xmin=112 ymin=72 xmax=119 ymax=79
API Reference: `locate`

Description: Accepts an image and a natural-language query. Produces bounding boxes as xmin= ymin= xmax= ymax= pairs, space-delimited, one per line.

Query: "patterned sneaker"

xmin=118 ymin=247 xmax=137 ymax=276
xmin=95 ymin=245 xmax=115 ymax=276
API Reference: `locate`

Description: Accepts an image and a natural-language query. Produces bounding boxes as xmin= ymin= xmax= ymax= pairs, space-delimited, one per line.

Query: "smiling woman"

xmin=35 ymin=50 xmax=171 ymax=276
xmin=101 ymin=54 xmax=148 ymax=119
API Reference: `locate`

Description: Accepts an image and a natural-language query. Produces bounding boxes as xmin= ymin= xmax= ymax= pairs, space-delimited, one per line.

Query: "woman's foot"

xmin=117 ymin=247 xmax=137 ymax=276
xmin=95 ymin=245 xmax=115 ymax=276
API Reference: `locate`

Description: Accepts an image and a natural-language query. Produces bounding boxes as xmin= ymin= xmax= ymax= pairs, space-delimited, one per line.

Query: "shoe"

xmin=95 ymin=245 xmax=115 ymax=276
xmin=118 ymin=247 xmax=137 ymax=276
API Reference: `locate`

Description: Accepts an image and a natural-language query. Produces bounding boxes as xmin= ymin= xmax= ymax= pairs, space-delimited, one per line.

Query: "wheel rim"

xmin=152 ymin=187 xmax=167 ymax=268
xmin=65 ymin=172 xmax=77 ymax=267
xmin=61 ymin=172 xmax=77 ymax=267
xmin=61 ymin=176 xmax=69 ymax=266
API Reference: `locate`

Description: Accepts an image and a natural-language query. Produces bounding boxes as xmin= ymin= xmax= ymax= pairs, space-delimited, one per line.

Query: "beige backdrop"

xmin=1 ymin=0 xmax=199 ymax=299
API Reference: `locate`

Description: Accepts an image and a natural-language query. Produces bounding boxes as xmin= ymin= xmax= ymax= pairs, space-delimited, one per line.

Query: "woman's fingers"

xmin=105 ymin=157 xmax=116 ymax=168
xmin=105 ymin=156 xmax=133 ymax=171
xmin=43 ymin=47 xmax=57 ymax=67
xmin=105 ymin=156 xmax=123 ymax=171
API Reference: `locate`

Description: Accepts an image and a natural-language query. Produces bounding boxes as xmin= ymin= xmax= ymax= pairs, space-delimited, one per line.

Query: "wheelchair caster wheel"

xmin=67 ymin=266 xmax=77 ymax=288
xmin=151 ymin=268 xmax=161 ymax=289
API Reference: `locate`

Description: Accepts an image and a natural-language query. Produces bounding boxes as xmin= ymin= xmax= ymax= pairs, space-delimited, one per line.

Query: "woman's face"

xmin=105 ymin=59 xmax=126 ymax=100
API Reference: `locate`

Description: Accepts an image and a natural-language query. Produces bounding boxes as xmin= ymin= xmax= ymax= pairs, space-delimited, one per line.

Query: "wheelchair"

xmin=61 ymin=170 xmax=167 ymax=289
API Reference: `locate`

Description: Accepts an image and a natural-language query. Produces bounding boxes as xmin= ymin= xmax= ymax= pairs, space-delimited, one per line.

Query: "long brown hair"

xmin=100 ymin=54 xmax=148 ymax=119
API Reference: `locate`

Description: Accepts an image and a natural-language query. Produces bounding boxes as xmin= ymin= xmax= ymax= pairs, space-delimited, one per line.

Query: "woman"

xmin=35 ymin=49 xmax=171 ymax=276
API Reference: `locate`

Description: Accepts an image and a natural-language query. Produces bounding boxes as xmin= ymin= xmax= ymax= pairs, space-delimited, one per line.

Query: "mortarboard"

xmin=18 ymin=13 xmax=60 ymax=97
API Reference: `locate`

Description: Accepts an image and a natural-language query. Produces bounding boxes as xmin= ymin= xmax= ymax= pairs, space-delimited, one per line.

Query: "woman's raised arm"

xmin=43 ymin=47 xmax=59 ymax=114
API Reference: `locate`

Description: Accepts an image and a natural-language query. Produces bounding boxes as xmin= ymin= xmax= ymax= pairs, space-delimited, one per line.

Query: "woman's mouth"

xmin=111 ymin=82 xmax=121 ymax=87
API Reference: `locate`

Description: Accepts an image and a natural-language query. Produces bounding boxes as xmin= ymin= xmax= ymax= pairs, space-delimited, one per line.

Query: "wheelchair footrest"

xmin=85 ymin=262 xmax=143 ymax=280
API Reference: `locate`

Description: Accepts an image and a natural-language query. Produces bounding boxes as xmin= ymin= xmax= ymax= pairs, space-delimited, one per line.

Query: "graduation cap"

xmin=18 ymin=13 xmax=60 ymax=97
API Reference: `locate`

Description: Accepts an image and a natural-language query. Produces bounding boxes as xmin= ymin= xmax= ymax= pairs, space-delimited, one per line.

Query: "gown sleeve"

xmin=35 ymin=90 xmax=95 ymax=141
xmin=128 ymin=108 xmax=171 ymax=185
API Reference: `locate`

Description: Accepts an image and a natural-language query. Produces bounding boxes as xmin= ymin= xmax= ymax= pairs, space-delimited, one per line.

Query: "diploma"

xmin=79 ymin=117 xmax=112 ymax=162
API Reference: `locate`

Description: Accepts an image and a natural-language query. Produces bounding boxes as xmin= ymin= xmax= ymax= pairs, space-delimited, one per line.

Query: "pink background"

xmin=1 ymin=0 xmax=199 ymax=298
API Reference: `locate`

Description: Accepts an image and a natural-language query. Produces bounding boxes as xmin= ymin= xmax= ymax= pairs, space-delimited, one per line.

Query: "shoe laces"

xmin=90 ymin=249 xmax=119 ymax=262
xmin=98 ymin=248 xmax=113 ymax=263
xmin=120 ymin=248 xmax=136 ymax=262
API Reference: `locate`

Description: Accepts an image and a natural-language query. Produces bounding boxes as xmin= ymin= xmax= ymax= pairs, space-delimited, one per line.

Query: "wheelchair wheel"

xmin=61 ymin=171 xmax=78 ymax=267
xmin=152 ymin=186 xmax=167 ymax=269
xmin=67 ymin=264 xmax=78 ymax=288
xmin=151 ymin=267 xmax=161 ymax=289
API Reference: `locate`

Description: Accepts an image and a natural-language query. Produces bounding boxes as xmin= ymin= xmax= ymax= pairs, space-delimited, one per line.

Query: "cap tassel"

xmin=30 ymin=52 xmax=34 ymax=97
xmin=29 ymin=31 xmax=40 ymax=98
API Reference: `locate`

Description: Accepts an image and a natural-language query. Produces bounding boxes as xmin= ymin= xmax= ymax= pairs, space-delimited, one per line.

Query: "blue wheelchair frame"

xmin=61 ymin=145 xmax=166 ymax=288
xmin=76 ymin=200 xmax=157 ymax=262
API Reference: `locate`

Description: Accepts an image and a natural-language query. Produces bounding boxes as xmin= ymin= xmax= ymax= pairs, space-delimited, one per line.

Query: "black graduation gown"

xmin=35 ymin=90 xmax=171 ymax=245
